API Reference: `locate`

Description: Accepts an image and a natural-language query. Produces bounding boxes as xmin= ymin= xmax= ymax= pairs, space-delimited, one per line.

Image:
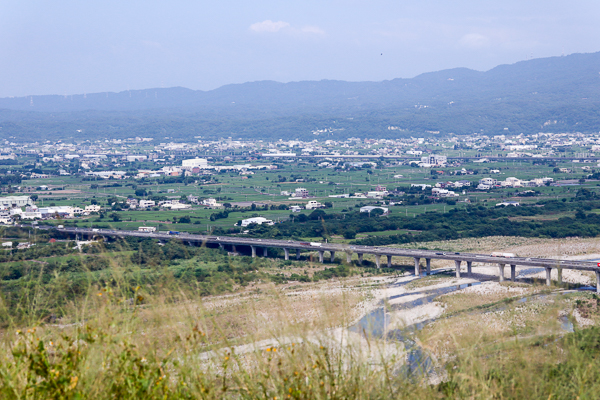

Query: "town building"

xmin=239 ymin=217 xmax=274 ymax=227
xmin=360 ymin=206 xmax=389 ymax=215
xmin=139 ymin=200 xmax=156 ymax=208
xmin=420 ymin=154 xmax=447 ymax=166
xmin=181 ymin=158 xmax=208 ymax=169
xmin=0 ymin=196 xmax=33 ymax=209
xmin=305 ymin=201 xmax=324 ymax=210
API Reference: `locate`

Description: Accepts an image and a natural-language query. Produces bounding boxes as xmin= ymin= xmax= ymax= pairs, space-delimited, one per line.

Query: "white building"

xmin=359 ymin=206 xmax=389 ymax=215
xmin=162 ymin=203 xmax=191 ymax=210
xmin=420 ymin=154 xmax=447 ymax=166
xmin=290 ymin=205 xmax=303 ymax=212
xmin=479 ymin=178 xmax=497 ymax=186
xmin=139 ymin=200 xmax=156 ymax=208
xmin=366 ymin=191 xmax=388 ymax=199
xmin=239 ymin=217 xmax=274 ymax=227
xmin=503 ymin=177 xmax=522 ymax=187
xmin=37 ymin=206 xmax=82 ymax=218
xmin=0 ymin=196 xmax=33 ymax=209
xmin=432 ymin=188 xmax=459 ymax=197
xmin=85 ymin=205 xmax=101 ymax=213
xmin=305 ymin=201 xmax=324 ymax=210
xmin=201 ymin=198 xmax=222 ymax=207
xmin=181 ymin=158 xmax=208 ymax=169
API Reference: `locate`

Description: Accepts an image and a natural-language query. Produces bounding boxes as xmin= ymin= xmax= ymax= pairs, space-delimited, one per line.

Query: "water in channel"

xmin=349 ymin=280 xmax=481 ymax=376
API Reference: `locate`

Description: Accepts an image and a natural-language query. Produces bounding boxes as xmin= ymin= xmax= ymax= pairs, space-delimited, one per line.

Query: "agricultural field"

xmin=6 ymin=154 xmax=600 ymax=242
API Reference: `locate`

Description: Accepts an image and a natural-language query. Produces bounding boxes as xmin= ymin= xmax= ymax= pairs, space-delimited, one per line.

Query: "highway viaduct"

xmin=58 ymin=227 xmax=600 ymax=293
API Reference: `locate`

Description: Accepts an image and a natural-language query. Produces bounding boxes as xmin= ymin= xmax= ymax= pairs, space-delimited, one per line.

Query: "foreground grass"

xmin=2 ymin=241 xmax=600 ymax=398
xmin=3 ymin=286 xmax=600 ymax=399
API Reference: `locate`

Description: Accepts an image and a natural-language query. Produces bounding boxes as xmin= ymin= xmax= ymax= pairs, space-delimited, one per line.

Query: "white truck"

xmin=491 ymin=252 xmax=516 ymax=258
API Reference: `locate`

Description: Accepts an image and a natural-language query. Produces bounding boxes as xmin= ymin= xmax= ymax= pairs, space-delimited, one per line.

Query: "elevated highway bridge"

xmin=57 ymin=227 xmax=600 ymax=292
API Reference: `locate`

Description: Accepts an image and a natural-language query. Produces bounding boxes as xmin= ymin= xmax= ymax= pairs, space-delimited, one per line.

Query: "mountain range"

xmin=1 ymin=51 xmax=599 ymax=141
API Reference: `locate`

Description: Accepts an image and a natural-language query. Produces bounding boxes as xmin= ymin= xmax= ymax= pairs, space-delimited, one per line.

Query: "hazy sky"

xmin=1 ymin=0 xmax=599 ymax=97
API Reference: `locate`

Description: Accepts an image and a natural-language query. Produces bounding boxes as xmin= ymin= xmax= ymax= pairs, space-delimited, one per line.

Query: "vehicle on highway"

xmin=435 ymin=253 xmax=443 ymax=255
xmin=491 ymin=252 xmax=516 ymax=258
xmin=57 ymin=225 xmax=64 ymax=229
xmin=300 ymin=242 xmax=310 ymax=246
xmin=310 ymin=242 xmax=322 ymax=247
xmin=168 ymin=231 xmax=180 ymax=235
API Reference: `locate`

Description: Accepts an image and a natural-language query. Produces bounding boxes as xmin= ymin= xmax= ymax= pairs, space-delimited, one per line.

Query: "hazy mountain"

xmin=1 ymin=52 xmax=599 ymax=140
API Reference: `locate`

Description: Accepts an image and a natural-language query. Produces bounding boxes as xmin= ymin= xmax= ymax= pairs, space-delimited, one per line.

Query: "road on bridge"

xmin=56 ymin=227 xmax=600 ymax=292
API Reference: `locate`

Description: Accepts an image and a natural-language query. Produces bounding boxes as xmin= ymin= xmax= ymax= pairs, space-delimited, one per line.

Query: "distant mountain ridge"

xmin=1 ymin=52 xmax=599 ymax=140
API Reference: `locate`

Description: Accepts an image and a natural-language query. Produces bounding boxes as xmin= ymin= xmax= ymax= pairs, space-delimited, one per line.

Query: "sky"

xmin=1 ymin=0 xmax=599 ymax=97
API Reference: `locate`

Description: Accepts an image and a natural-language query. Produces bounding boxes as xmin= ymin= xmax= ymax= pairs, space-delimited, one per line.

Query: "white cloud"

xmin=459 ymin=33 xmax=491 ymax=49
xmin=249 ymin=20 xmax=290 ymax=33
xmin=300 ymin=26 xmax=325 ymax=35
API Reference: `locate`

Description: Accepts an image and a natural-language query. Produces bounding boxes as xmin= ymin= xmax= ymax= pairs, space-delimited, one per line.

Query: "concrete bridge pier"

xmin=318 ymin=251 xmax=324 ymax=263
xmin=358 ymin=253 xmax=363 ymax=265
xmin=296 ymin=249 xmax=301 ymax=260
xmin=387 ymin=255 xmax=392 ymax=268
xmin=330 ymin=251 xmax=335 ymax=263
xmin=557 ymin=267 xmax=562 ymax=285
xmin=596 ymin=271 xmax=600 ymax=294
xmin=510 ymin=264 xmax=516 ymax=282
xmin=414 ymin=257 xmax=421 ymax=277
xmin=251 ymin=246 xmax=256 ymax=258
xmin=284 ymin=248 xmax=290 ymax=261
xmin=346 ymin=252 xmax=352 ymax=264
xmin=263 ymin=247 xmax=268 ymax=257
xmin=498 ymin=264 xmax=505 ymax=282
xmin=426 ymin=258 xmax=431 ymax=275
xmin=218 ymin=243 xmax=224 ymax=250
xmin=467 ymin=261 xmax=472 ymax=276
xmin=545 ymin=267 xmax=552 ymax=286
xmin=375 ymin=255 xmax=381 ymax=268
xmin=455 ymin=260 xmax=462 ymax=278
xmin=232 ymin=245 xmax=236 ymax=253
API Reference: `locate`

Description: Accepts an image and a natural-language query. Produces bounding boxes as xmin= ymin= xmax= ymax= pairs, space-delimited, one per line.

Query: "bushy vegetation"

xmin=236 ymin=192 xmax=600 ymax=245
xmin=0 ymin=236 xmax=373 ymax=326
